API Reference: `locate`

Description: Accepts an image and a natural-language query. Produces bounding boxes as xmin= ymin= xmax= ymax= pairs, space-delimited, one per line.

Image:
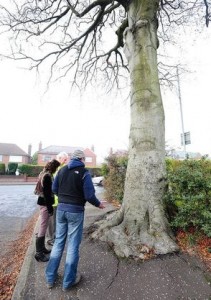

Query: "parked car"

xmin=92 ymin=176 xmax=104 ymax=186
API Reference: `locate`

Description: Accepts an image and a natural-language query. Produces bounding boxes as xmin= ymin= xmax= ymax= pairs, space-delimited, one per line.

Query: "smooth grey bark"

xmin=92 ymin=0 xmax=179 ymax=258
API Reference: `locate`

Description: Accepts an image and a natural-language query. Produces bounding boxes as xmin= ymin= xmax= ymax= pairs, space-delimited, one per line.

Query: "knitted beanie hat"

xmin=72 ymin=149 xmax=85 ymax=159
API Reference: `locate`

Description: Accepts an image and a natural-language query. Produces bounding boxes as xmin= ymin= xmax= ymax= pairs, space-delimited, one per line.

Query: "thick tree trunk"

xmin=92 ymin=0 xmax=179 ymax=258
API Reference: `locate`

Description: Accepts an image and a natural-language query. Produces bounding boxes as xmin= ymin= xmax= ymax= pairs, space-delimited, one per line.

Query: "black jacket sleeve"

xmin=43 ymin=174 xmax=54 ymax=214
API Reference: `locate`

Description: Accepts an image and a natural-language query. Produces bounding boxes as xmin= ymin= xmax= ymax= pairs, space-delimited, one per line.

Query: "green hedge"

xmin=102 ymin=154 xmax=211 ymax=238
xmin=102 ymin=154 xmax=128 ymax=203
xmin=18 ymin=164 xmax=43 ymax=177
xmin=164 ymin=158 xmax=211 ymax=237
xmin=0 ymin=163 xmax=5 ymax=175
xmin=8 ymin=162 xmax=18 ymax=174
xmin=17 ymin=164 xmax=102 ymax=178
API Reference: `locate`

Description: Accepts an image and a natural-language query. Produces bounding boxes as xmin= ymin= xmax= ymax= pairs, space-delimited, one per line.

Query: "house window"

xmin=9 ymin=156 xmax=22 ymax=162
xmin=85 ymin=157 xmax=92 ymax=163
xmin=42 ymin=155 xmax=52 ymax=162
xmin=0 ymin=155 xmax=2 ymax=161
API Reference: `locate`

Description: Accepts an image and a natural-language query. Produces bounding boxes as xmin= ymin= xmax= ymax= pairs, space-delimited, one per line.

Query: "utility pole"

xmin=176 ymin=66 xmax=186 ymax=155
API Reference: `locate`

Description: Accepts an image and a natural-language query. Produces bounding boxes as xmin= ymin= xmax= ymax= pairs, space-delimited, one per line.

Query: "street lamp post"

xmin=176 ymin=66 xmax=186 ymax=155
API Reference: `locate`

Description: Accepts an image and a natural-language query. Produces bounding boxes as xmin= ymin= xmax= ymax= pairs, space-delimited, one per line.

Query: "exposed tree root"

xmin=92 ymin=207 xmax=179 ymax=259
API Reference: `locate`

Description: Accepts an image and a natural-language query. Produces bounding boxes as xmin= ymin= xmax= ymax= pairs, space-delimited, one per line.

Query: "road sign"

xmin=181 ymin=131 xmax=191 ymax=145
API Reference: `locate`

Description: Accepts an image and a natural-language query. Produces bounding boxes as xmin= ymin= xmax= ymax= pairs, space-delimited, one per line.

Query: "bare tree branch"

xmin=0 ymin=0 xmax=210 ymax=92
xmin=203 ymin=0 xmax=210 ymax=26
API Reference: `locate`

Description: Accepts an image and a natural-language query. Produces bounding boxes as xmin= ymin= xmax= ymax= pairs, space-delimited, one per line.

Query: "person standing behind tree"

xmin=45 ymin=149 xmax=105 ymax=291
xmin=35 ymin=159 xmax=60 ymax=262
xmin=46 ymin=151 xmax=69 ymax=246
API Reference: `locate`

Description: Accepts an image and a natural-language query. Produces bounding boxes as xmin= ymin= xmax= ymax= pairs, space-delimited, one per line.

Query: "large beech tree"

xmin=0 ymin=0 xmax=210 ymax=258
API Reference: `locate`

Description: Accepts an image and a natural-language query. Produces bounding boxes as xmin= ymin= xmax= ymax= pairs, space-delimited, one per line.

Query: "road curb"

xmin=12 ymin=220 xmax=39 ymax=300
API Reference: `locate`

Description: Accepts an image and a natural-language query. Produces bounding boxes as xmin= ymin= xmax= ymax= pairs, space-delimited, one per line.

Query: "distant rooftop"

xmin=0 ymin=143 xmax=29 ymax=156
xmin=38 ymin=145 xmax=84 ymax=155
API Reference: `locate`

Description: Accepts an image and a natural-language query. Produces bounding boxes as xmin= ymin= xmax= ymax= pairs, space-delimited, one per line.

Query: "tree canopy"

xmin=0 ymin=1 xmax=210 ymax=90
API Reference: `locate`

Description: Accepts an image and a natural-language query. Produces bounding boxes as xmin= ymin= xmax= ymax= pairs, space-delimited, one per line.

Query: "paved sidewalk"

xmin=12 ymin=203 xmax=211 ymax=300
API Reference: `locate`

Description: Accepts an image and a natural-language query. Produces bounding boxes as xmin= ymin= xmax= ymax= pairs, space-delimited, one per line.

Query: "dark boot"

xmin=42 ymin=236 xmax=51 ymax=254
xmin=35 ymin=236 xmax=49 ymax=262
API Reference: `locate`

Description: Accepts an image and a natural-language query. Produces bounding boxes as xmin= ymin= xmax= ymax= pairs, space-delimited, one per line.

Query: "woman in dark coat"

xmin=35 ymin=159 xmax=60 ymax=262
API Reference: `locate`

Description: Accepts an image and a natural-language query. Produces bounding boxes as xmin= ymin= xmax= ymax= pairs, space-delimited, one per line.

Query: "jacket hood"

xmin=68 ymin=159 xmax=85 ymax=170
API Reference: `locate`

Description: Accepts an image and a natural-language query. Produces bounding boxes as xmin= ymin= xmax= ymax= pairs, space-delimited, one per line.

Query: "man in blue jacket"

xmin=45 ymin=149 xmax=105 ymax=291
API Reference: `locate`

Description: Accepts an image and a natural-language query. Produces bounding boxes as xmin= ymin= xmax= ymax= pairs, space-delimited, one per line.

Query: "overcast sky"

xmin=161 ymin=28 xmax=211 ymax=156
xmin=0 ymin=56 xmax=130 ymax=163
xmin=0 ymin=8 xmax=211 ymax=163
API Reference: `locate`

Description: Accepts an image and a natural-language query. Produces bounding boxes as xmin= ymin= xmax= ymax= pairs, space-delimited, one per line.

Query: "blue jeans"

xmin=45 ymin=210 xmax=84 ymax=289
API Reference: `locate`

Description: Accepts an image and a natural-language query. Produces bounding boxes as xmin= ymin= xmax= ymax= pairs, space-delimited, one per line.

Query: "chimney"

xmin=28 ymin=144 xmax=32 ymax=157
xmin=39 ymin=141 xmax=42 ymax=151
xmin=91 ymin=145 xmax=95 ymax=152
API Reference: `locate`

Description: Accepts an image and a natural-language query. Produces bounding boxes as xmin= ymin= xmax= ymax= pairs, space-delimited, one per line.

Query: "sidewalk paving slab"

xmin=12 ymin=203 xmax=211 ymax=300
